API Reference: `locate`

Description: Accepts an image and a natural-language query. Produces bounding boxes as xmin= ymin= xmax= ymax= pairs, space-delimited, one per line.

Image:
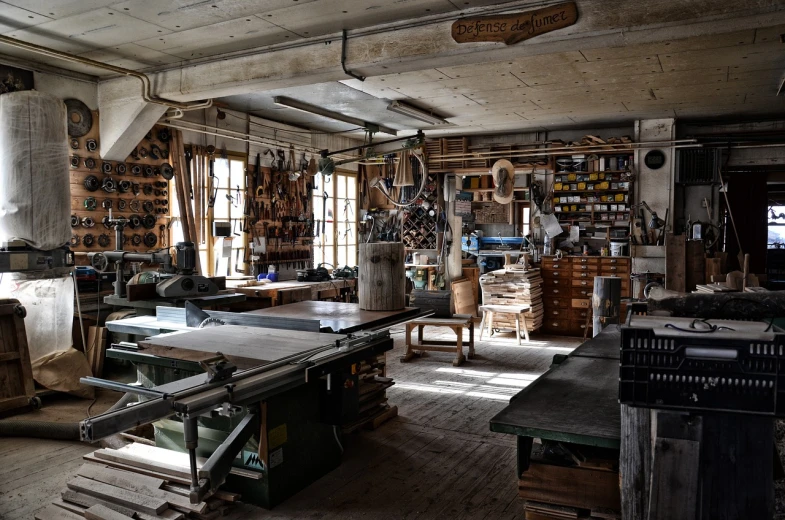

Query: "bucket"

xmin=610 ymin=241 xmax=628 ymax=257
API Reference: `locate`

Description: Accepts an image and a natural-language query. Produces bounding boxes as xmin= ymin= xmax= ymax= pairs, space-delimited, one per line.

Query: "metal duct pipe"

xmin=0 ymin=35 xmax=212 ymax=111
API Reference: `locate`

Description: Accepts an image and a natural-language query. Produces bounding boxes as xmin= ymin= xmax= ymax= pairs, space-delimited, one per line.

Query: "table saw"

xmin=81 ymin=305 xmax=401 ymax=508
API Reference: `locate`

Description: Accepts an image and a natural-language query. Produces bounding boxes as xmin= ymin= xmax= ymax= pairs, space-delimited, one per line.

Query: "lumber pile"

xmin=342 ymin=354 xmax=398 ymax=433
xmin=37 ymin=443 xmax=265 ymax=520
xmin=479 ymin=268 xmax=544 ymax=332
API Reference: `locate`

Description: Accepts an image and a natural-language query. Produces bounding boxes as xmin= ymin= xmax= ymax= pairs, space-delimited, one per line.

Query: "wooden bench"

xmin=401 ymin=314 xmax=475 ymax=366
xmin=478 ymin=304 xmax=531 ymax=345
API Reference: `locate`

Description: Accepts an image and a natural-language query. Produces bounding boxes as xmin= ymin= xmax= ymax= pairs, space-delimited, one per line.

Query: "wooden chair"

xmin=478 ymin=304 xmax=531 ymax=345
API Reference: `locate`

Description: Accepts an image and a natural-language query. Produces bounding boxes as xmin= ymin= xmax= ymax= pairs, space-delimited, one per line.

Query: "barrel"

xmin=358 ymin=243 xmax=405 ymax=310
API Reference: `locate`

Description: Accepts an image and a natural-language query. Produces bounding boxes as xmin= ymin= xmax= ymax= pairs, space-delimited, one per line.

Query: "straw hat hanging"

xmin=393 ymin=149 xmax=415 ymax=187
xmin=492 ymin=159 xmax=514 ymax=204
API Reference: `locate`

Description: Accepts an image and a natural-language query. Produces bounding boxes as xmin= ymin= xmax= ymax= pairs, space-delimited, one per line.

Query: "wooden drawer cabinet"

xmin=538 ymin=255 xmax=631 ymax=337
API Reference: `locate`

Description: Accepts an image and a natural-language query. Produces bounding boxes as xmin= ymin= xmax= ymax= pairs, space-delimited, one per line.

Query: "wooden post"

xmin=620 ymin=405 xmax=652 ymax=520
xmin=592 ymin=276 xmax=621 ymax=337
xmin=358 ymin=243 xmax=405 ymax=311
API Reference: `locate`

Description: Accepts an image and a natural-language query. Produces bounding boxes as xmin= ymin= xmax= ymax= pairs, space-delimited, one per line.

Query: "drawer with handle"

xmin=545 ymin=298 xmax=570 ymax=309
xmin=573 ymin=257 xmax=600 ymax=265
xmin=571 ymin=298 xmax=591 ymax=309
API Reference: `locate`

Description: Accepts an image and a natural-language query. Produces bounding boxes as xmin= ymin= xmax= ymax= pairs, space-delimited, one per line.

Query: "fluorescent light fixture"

xmin=273 ymin=96 xmax=397 ymax=136
xmin=387 ymin=101 xmax=449 ymax=126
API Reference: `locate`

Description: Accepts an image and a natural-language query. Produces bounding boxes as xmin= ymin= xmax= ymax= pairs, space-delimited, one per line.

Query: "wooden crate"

xmin=519 ymin=460 xmax=620 ymax=512
xmin=441 ymin=137 xmax=467 ymax=170
xmin=0 ymin=299 xmax=36 ymax=415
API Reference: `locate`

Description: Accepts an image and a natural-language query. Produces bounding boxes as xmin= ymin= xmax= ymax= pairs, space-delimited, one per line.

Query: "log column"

xmin=358 ymin=243 xmax=405 ymax=311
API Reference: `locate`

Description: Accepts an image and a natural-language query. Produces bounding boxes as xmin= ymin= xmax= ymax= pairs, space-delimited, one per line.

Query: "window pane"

xmin=337 ymin=246 xmax=347 ymax=267
xmin=213 ymin=158 xmax=230 ymax=187
xmin=347 ymin=245 xmax=357 ymax=267
xmin=337 ymin=175 xmax=347 ymax=199
xmin=214 ymin=190 xmax=231 ymax=219
xmin=230 ymin=159 xmax=246 ymax=188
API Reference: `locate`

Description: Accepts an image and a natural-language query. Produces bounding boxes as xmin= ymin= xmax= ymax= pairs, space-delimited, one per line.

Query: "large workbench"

xmin=489 ymin=328 xmax=622 ymax=515
xmin=490 ymin=328 xmax=620 ymax=451
xmin=246 ymin=300 xmax=420 ymax=333
xmin=233 ymin=279 xmax=356 ymax=306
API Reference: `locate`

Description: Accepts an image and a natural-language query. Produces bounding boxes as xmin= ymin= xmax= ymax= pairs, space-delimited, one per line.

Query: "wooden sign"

xmin=451 ymin=2 xmax=578 ymax=45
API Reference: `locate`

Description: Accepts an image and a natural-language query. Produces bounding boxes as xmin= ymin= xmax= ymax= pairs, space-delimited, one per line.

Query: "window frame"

xmin=313 ymin=170 xmax=358 ymax=269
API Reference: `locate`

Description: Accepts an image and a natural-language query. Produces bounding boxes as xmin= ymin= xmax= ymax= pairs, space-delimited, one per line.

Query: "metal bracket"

xmin=195 ymin=412 xmax=259 ymax=503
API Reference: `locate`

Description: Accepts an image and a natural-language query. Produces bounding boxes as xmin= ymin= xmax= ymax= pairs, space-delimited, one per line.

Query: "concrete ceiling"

xmin=0 ymin=0 xmax=508 ymax=66
xmin=1 ymin=0 xmax=784 ymax=139
xmin=220 ymin=26 xmax=785 ymax=137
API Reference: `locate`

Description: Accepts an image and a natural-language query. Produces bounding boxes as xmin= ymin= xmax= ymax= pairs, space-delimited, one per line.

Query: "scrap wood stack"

xmin=479 ymin=268 xmax=544 ymax=332
xmin=36 ymin=443 xmax=265 ymax=520
xmin=342 ymin=354 xmax=399 ymax=433
xmin=520 ymin=442 xmax=620 ymax=520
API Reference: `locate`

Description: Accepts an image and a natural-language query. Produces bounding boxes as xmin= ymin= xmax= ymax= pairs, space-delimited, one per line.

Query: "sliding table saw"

xmin=79 ymin=303 xmax=409 ymax=508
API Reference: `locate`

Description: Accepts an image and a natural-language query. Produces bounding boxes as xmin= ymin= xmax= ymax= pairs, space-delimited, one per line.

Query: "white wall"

xmin=33 ymin=71 xmax=98 ymax=107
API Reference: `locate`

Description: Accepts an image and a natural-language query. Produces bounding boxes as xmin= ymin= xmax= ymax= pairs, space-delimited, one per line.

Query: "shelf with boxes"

xmin=540 ymin=255 xmax=631 ymax=336
xmin=551 ymin=154 xmax=634 ymax=226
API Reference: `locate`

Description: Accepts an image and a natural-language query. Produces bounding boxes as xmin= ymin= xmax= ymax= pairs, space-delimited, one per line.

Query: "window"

xmin=170 ymin=154 xmax=247 ymax=276
xmin=313 ymin=171 xmax=357 ymax=268
xmin=769 ymin=205 xmax=785 ymax=248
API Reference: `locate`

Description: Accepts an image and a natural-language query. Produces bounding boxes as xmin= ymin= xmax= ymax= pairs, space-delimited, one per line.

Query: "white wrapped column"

xmin=0 ymin=91 xmax=70 ymax=249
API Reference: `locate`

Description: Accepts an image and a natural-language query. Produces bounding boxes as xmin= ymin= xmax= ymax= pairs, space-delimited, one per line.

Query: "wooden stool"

xmin=478 ymin=304 xmax=531 ymax=345
xmin=401 ymin=314 xmax=475 ymax=366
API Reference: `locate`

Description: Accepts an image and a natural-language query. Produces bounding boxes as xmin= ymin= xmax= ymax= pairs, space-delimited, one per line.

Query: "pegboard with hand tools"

xmin=67 ymin=98 xmax=172 ymax=261
xmin=245 ymin=145 xmax=317 ymax=276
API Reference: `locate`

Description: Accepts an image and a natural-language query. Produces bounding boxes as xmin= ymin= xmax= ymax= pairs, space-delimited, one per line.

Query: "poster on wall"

xmin=0 ymin=65 xmax=33 ymax=94
xmin=454 ymin=191 xmax=473 ymax=218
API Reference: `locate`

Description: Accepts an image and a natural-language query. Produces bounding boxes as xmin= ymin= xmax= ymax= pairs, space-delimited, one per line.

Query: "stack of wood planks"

xmin=479 ymin=268 xmax=544 ymax=332
xmin=342 ymin=354 xmax=398 ymax=432
xmin=36 ymin=443 xmax=265 ymax=520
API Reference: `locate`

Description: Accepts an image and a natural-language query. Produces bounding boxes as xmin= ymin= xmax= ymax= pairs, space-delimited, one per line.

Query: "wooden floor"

xmin=0 ymin=326 xmax=581 ymax=520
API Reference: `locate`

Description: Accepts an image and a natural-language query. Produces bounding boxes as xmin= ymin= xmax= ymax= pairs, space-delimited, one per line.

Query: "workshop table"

xmin=490 ymin=326 xmax=621 ymax=475
xmin=489 ymin=328 xmax=621 ymax=514
xmin=245 ymin=300 xmax=420 ymax=333
xmin=234 ymin=279 xmax=356 ymax=307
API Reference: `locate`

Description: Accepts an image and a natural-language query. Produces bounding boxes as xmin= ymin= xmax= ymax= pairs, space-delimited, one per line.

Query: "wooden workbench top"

xmin=234 ymin=279 xmax=356 ymax=299
xmin=490 ymin=328 xmax=621 ymax=448
xmin=137 ymin=325 xmax=345 ymax=369
xmin=246 ymin=301 xmax=420 ymax=333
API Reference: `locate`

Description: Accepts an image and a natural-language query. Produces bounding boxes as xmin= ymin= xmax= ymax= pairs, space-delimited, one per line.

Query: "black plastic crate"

xmin=619 ymin=325 xmax=785 ymax=416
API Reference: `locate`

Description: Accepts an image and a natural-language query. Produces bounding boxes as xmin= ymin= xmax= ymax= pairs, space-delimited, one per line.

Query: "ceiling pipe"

xmin=0 ymin=35 xmax=212 ymax=111
xmin=158 ymin=119 xmax=357 ymax=160
xmin=429 ymin=139 xmax=700 ymax=160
